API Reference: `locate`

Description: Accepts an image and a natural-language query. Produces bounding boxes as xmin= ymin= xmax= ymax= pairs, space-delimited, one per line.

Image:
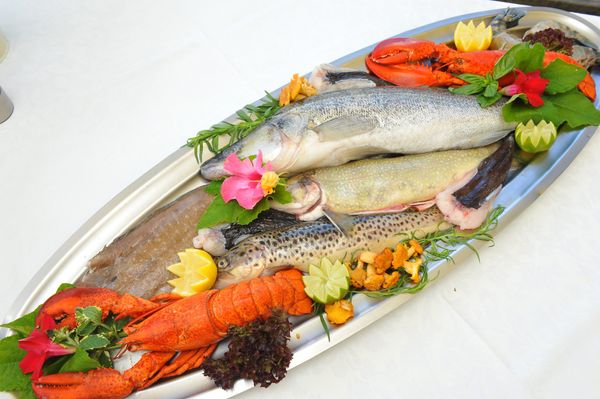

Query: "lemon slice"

xmin=167 ymin=248 xmax=217 ymax=296
xmin=302 ymin=258 xmax=349 ymax=305
xmin=454 ymin=20 xmax=492 ymax=52
xmin=515 ymin=120 xmax=557 ymax=153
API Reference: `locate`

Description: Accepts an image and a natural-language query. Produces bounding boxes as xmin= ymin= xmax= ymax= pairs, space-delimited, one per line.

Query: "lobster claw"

xmin=36 ymin=287 xmax=162 ymax=329
xmin=32 ymin=368 xmax=134 ymax=399
xmin=366 ymin=54 xmax=464 ymax=87
xmin=367 ymin=37 xmax=465 ymax=87
xmin=370 ymin=37 xmax=438 ymax=65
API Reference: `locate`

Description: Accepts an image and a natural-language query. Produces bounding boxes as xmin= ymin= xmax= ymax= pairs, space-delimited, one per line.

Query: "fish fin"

xmin=313 ymin=116 xmax=377 ymax=141
xmin=322 ymin=209 xmax=355 ymax=237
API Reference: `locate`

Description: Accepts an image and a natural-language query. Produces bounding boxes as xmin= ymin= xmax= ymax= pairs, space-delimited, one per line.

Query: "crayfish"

xmin=365 ymin=37 xmax=596 ymax=100
xmin=31 ymin=269 xmax=313 ymax=399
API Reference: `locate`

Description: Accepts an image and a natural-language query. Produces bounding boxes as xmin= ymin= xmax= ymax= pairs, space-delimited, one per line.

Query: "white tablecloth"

xmin=1 ymin=1 xmax=599 ymax=398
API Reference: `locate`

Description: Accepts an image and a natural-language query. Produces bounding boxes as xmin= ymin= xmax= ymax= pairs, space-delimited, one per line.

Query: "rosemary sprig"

xmin=186 ymin=92 xmax=281 ymax=162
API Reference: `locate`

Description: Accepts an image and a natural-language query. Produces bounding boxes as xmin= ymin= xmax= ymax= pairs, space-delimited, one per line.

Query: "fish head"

xmin=199 ymin=112 xmax=307 ymax=180
xmin=214 ymin=242 xmax=270 ymax=288
xmin=270 ymin=175 xmax=323 ymax=219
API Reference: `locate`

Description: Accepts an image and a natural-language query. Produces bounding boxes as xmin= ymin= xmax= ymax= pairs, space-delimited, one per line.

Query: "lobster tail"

xmin=121 ymin=269 xmax=312 ymax=352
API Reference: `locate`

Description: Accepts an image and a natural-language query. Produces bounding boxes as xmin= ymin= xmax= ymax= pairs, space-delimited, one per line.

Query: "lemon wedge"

xmin=167 ymin=248 xmax=217 ymax=296
xmin=454 ymin=20 xmax=493 ymax=52
xmin=515 ymin=120 xmax=557 ymax=153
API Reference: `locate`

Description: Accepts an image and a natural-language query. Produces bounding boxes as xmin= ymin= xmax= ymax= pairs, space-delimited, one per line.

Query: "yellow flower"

xmin=260 ymin=171 xmax=280 ymax=195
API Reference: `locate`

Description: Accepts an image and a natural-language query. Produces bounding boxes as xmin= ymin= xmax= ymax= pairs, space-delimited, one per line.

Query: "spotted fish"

xmin=214 ymin=207 xmax=447 ymax=288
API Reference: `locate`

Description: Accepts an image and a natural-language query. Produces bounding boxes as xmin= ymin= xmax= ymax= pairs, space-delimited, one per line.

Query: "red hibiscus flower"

xmin=18 ymin=314 xmax=75 ymax=380
xmin=501 ymin=69 xmax=549 ymax=107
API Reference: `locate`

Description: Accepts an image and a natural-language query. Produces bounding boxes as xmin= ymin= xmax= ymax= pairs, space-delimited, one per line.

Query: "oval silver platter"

xmin=3 ymin=6 xmax=599 ymax=399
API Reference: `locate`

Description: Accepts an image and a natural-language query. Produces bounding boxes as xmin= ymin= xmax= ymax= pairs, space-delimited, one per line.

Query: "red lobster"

xmin=365 ymin=37 xmax=596 ymax=101
xmin=31 ymin=269 xmax=313 ymax=399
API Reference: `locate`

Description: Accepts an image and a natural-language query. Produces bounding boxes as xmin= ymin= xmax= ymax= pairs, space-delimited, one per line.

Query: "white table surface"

xmin=1 ymin=1 xmax=599 ymax=398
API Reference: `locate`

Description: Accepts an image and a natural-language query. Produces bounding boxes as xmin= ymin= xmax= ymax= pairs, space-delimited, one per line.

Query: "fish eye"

xmin=217 ymin=259 xmax=229 ymax=269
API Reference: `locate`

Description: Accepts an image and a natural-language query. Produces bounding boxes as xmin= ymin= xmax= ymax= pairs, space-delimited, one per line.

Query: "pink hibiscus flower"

xmin=221 ymin=151 xmax=280 ymax=210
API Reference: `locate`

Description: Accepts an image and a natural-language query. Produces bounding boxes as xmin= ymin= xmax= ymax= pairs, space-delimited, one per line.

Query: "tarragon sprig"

xmin=186 ymin=92 xmax=281 ymax=162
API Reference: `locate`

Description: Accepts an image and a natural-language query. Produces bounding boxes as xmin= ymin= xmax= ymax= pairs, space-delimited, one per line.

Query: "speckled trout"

xmin=272 ymin=143 xmax=499 ymax=220
xmin=215 ymin=208 xmax=447 ymax=288
xmin=200 ymin=86 xmax=515 ymax=180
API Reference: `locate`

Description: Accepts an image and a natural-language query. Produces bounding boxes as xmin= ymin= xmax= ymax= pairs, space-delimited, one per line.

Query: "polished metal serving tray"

xmin=3 ymin=6 xmax=599 ymax=399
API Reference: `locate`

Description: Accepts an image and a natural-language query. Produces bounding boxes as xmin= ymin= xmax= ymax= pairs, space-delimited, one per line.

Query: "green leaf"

xmin=75 ymin=306 xmax=102 ymax=336
xmin=502 ymin=89 xmax=600 ymax=129
xmin=0 ymin=335 xmax=30 ymax=391
xmin=236 ymin=198 xmax=270 ymax=225
xmin=203 ymin=180 xmax=223 ymax=196
xmin=270 ymin=184 xmax=292 ymax=204
xmin=78 ymin=335 xmax=110 ymax=351
xmin=455 ymin=73 xmax=486 ymax=85
xmin=43 ymin=355 xmax=71 ymax=375
xmin=17 ymin=385 xmax=37 ymax=399
xmin=98 ymin=350 xmax=113 ymax=368
xmin=448 ymin=83 xmax=483 ymax=96
xmin=541 ymin=58 xmax=586 ymax=95
xmin=58 ymin=348 xmax=101 ymax=373
xmin=56 ymin=283 xmax=75 ymax=293
xmin=503 ymin=97 xmax=560 ymax=125
xmin=548 ymin=90 xmax=600 ymax=128
xmin=505 ymin=93 xmax=527 ymax=105
xmin=493 ymin=43 xmax=545 ymax=79
xmin=75 ymin=307 xmax=102 ymax=326
xmin=197 ymin=196 xmax=246 ymax=229
xmin=483 ymin=81 xmax=499 ymax=98
xmin=477 ymin=92 xmax=503 ymax=108
xmin=1 ymin=306 xmax=40 ymax=338
xmin=493 ymin=43 xmax=524 ymax=79
xmin=516 ymin=42 xmax=545 ymax=73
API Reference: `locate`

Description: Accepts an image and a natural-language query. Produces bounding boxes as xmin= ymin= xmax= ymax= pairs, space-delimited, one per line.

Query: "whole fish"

xmin=77 ymin=186 xmax=215 ymax=298
xmin=215 ymin=207 xmax=447 ymax=288
xmin=200 ymin=87 xmax=515 ymax=180
xmin=272 ymin=143 xmax=499 ymax=220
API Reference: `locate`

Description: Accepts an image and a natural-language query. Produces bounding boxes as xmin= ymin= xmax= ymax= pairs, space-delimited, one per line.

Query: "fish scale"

xmin=215 ymin=208 xmax=448 ymax=288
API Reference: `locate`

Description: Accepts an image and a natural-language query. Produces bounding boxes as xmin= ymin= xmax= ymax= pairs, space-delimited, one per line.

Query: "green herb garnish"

xmin=449 ymin=42 xmax=600 ymax=129
xmin=186 ymin=93 xmax=281 ymax=162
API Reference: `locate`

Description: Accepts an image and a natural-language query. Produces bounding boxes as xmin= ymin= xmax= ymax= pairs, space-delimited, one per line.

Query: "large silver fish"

xmin=200 ymin=87 xmax=515 ymax=180
xmin=215 ymin=207 xmax=447 ymax=288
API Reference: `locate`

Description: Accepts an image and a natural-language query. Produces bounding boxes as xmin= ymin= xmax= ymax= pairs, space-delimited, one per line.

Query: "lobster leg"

xmin=140 ymin=344 xmax=217 ymax=389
